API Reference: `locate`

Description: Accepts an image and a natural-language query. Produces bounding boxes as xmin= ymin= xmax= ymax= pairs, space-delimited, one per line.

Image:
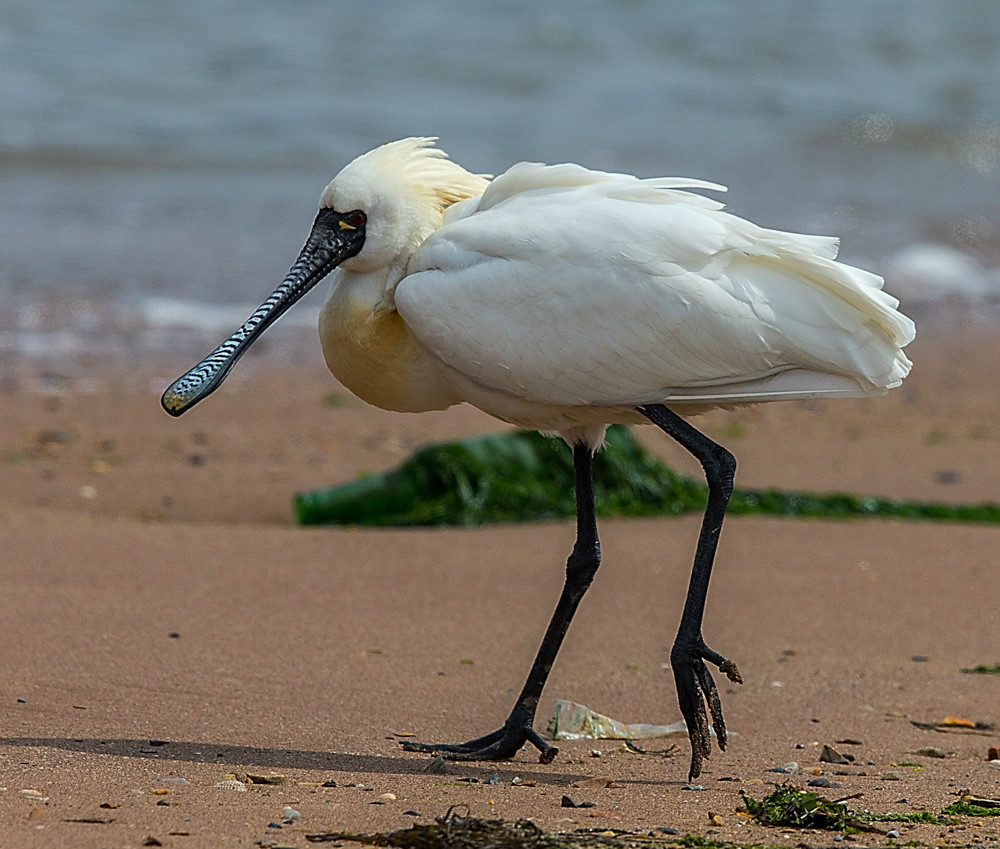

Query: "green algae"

xmin=305 ymin=810 xmax=788 ymax=849
xmin=866 ymin=811 xmax=957 ymax=825
xmin=942 ymin=802 xmax=1000 ymax=817
xmin=303 ymin=801 xmax=1000 ymax=849
xmin=960 ymin=663 xmax=1000 ymax=675
xmin=739 ymin=785 xmax=879 ymax=834
xmin=295 ymin=425 xmax=1000 ymax=527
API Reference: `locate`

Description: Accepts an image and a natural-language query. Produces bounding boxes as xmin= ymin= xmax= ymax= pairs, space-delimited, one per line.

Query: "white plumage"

xmin=162 ymin=137 xmax=915 ymax=780
xmin=399 ymin=159 xmax=912 ymax=423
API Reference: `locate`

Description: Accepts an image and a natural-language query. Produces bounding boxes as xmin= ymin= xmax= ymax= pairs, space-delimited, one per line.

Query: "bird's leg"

xmin=637 ymin=403 xmax=743 ymax=781
xmin=402 ymin=442 xmax=601 ymax=763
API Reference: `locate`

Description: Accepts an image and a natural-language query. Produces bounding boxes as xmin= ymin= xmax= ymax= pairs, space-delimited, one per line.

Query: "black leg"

xmin=402 ymin=442 xmax=601 ymax=763
xmin=637 ymin=403 xmax=743 ymax=780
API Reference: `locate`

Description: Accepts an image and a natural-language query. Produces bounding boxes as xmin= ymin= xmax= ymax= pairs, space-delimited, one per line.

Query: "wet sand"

xmin=1 ymin=329 xmax=999 ymax=848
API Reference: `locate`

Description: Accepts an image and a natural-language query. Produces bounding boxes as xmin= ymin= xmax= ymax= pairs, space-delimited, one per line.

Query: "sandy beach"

xmin=2 ymin=328 xmax=999 ymax=848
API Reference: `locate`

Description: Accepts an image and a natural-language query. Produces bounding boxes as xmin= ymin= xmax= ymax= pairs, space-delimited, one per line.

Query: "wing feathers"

xmin=397 ymin=162 xmax=913 ymax=409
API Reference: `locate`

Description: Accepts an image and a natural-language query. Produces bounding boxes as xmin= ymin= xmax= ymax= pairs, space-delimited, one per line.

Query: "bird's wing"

xmin=397 ymin=163 xmax=914 ymax=408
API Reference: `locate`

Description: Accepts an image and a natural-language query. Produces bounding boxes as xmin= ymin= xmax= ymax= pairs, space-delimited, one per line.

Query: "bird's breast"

xmin=318 ymin=290 xmax=461 ymax=413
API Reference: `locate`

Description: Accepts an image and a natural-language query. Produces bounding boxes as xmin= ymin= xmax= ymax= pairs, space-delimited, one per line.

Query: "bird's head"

xmin=160 ymin=138 xmax=487 ymax=417
xmin=319 ymin=137 xmax=488 ymax=275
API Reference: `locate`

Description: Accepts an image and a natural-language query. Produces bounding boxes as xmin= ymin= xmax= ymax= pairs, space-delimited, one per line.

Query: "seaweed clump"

xmin=942 ymin=801 xmax=1000 ymax=817
xmin=296 ymin=425 xmax=704 ymax=526
xmin=295 ymin=425 xmax=1000 ymax=527
xmin=740 ymin=786 xmax=880 ymax=834
xmin=307 ymin=806 xmax=656 ymax=847
xmin=960 ymin=663 xmax=1000 ymax=675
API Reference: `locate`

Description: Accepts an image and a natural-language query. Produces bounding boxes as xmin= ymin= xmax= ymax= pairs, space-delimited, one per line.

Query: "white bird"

xmin=162 ymin=137 xmax=915 ymax=779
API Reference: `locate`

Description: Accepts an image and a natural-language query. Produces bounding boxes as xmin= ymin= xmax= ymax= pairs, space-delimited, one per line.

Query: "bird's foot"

xmin=671 ymin=638 xmax=742 ymax=781
xmin=401 ymin=723 xmax=558 ymax=764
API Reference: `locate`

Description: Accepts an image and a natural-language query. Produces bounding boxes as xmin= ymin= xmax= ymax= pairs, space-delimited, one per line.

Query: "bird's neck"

xmin=318 ymin=269 xmax=460 ymax=413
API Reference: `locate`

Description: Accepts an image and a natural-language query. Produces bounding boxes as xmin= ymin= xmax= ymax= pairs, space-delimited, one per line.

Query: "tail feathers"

xmin=727 ymin=248 xmax=914 ymax=393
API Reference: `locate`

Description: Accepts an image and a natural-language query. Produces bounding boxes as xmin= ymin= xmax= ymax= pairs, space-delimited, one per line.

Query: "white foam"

xmin=886 ymin=243 xmax=1000 ymax=305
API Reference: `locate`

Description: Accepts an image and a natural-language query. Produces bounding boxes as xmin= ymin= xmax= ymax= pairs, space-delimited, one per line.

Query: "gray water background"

xmin=3 ymin=1 xmax=1000 ymax=364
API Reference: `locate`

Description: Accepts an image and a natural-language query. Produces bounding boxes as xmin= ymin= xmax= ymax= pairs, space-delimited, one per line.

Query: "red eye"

xmin=348 ymin=210 xmax=366 ymax=227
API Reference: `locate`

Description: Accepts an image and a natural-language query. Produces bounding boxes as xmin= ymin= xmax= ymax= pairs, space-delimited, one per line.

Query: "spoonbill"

xmin=162 ymin=137 xmax=915 ymax=779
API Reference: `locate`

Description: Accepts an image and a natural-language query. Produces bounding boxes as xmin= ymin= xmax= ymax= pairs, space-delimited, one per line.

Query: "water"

xmin=3 ymin=1 xmax=1000 ymax=368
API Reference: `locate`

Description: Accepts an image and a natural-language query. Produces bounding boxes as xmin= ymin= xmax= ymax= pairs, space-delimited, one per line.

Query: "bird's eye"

xmin=347 ymin=210 xmax=366 ymax=228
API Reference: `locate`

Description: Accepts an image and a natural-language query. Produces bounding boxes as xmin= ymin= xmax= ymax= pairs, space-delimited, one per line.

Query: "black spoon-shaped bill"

xmin=161 ymin=209 xmax=364 ymax=417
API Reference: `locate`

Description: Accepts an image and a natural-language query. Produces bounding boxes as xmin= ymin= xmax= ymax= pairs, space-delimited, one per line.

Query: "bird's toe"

xmin=671 ymin=639 xmax=741 ymax=779
xmin=400 ymin=725 xmax=557 ymax=763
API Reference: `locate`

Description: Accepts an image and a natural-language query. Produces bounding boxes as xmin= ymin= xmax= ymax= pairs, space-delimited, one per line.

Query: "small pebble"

xmin=590 ymin=749 xmax=602 ymax=758
xmin=912 ymin=746 xmax=947 ymax=758
xmin=484 ymin=773 xmax=502 ymax=785
xmin=683 ymin=784 xmax=706 ymax=791
xmin=283 ymin=807 xmax=300 ymax=821
xmin=656 ymin=827 xmax=680 ymax=835
xmin=988 ymin=746 xmax=1000 ymax=761
xmin=379 ymin=792 xmax=396 ymax=800
xmin=820 ymin=744 xmax=850 ymax=765
xmin=808 ymin=778 xmax=842 ymax=788
xmin=986 ymin=760 xmax=1000 ymax=771
xmin=887 ymin=829 xmax=900 ymax=839
xmin=911 ymin=655 xmax=930 ymax=662
xmin=881 ymin=770 xmax=901 ymax=780
xmin=403 ymin=810 xmax=420 ymax=816
xmin=421 ymin=756 xmax=448 ymax=775
xmin=833 ymin=835 xmax=844 ymax=842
